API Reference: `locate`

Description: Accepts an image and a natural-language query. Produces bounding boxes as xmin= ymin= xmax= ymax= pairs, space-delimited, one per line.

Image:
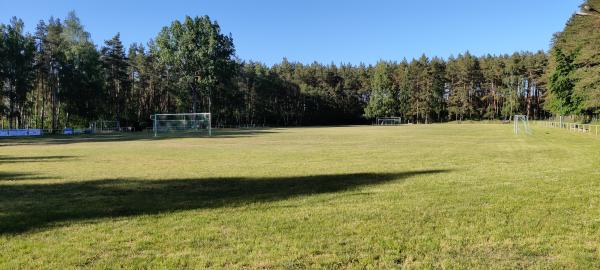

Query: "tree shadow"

xmin=0 ymin=169 xmax=450 ymax=235
xmin=0 ymin=155 xmax=77 ymax=164
xmin=0 ymin=172 xmax=54 ymax=181
xmin=0 ymin=128 xmax=278 ymax=147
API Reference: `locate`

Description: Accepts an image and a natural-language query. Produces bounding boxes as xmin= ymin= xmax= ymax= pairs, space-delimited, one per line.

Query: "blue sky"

xmin=1 ymin=0 xmax=580 ymax=65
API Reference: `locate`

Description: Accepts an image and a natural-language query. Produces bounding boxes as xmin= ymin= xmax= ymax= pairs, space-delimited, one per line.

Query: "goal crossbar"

xmin=89 ymin=120 xmax=120 ymax=133
xmin=376 ymin=117 xmax=402 ymax=126
xmin=150 ymin=113 xmax=211 ymax=137
xmin=150 ymin=113 xmax=211 ymax=118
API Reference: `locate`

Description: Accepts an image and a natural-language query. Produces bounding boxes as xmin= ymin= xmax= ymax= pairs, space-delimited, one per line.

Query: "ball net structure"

xmin=150 ymin=113 xmax=211 ymax=137
xmin=514 ymin=115 xmax=532 ymax=134
xmin=376 ymin=117 xmax=402 ymax=125
xmin=89 ymin=120 xmax=121 ymax=133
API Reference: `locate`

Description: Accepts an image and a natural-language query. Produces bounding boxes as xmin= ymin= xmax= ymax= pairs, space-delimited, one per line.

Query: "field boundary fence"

xmin=535 ymin=121 xmax=600 ymax=136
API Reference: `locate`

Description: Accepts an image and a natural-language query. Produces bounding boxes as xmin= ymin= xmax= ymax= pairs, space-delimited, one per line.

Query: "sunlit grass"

xmin=1 ymin=124 xmax=599 ymax=269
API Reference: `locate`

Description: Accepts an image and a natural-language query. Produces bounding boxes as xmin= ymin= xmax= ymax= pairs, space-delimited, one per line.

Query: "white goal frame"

xmin=90 ymin=120 xmax=120 ymax=133
xmin=150 ymin=113 xmax=211 ymax=137
xmin=376 ymin=117 xmax=402 ymax=126
xmin=514 ymin=115 xmax=532 ymax=134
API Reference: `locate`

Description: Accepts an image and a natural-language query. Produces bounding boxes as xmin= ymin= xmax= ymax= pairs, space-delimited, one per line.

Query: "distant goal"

xmin=90 ymin=120 xmax=120 ymax=133
xmin=376 ymin=117 xmax=402 ymax=126
xmin=514 ymin=115 xmax=532 ymax=135
xmin=150 ymin=113 xmax=211 ymax=137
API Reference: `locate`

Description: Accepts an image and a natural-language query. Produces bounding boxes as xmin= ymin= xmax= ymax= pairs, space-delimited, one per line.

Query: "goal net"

xmin=376 ymin=117 xmax=402 ymax=125
xmin=150 ymin=113 xmax=211 ymax=137
xmin=514 ymin=115 xmax=532 ymax=135
xmin=90 ymin=120 xmax=120 ymax=133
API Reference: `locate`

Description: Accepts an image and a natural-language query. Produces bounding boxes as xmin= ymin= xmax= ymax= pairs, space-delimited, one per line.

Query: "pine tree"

xmin=428 ymin=57 xmax=447 ymax=122
xmin=447 ymin=53 xmax=482 ymax=121
xmin=155 ymin=15 xmax=236 ymax=121
xmin=60 ymin=12 xmax=103 ymax=127
xmin=480 ymin=55 xmax=505 ymax=119
xmin=546 ymin=48 xmax=579 ymax=116
xmin=548 ymin=0 xmax=600 ymax=117
xmin=407 ymin=56 xmax=426 ymax=123
xmin=0 ymin=24 xmax=6 ymax=126
xmin=33 ymin=20 xmax=50 ymax=129
xmin=45 ymin=17 xmax=66 ymax=131
xmin=365 ymin=61 xmax=398 ymax=118
xmin=394 ymin=60 xmax=411 ymax=121
xmin=101 ymin=33 xmax=130 ymax=123
xmin=1 ymin=17 xmax=36 ymax=128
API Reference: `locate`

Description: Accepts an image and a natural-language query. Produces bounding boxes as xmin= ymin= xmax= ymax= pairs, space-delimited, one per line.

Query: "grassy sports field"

xmin=1 ymin=124 xmax=599 ymax=269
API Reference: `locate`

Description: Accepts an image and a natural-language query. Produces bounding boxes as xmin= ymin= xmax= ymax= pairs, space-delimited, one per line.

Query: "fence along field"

xmin=539 ymin=121 xmax=600 ymax=136
xmin=1 ymin=124 xmax=600 ymax=269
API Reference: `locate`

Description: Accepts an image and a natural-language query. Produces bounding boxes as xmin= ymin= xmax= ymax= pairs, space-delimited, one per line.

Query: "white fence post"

xmin=542 ymin=121 xmax=600 ymax=138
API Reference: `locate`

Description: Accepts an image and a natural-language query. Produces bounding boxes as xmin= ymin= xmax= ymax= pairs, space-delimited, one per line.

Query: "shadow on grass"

xmin=0 ymin=172 xmax=54 ymax=181
xmin=0 ymin=155 xmax=77 ymax=164
xmin=0 ymin=169 xmax=450 ymax=235
xmin=0 ymin=128 xmax=278 ymax=147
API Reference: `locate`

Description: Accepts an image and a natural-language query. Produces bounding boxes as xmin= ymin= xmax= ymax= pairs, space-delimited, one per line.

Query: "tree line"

xmin=0 ymin=10 xmax=596 ymax=131
xmin=544 ymin=0 xmax=600 ymax=121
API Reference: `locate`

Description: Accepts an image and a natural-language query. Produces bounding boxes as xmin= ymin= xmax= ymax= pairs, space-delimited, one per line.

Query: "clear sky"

xmin=1 ymin=0 xmax=580 ymax=65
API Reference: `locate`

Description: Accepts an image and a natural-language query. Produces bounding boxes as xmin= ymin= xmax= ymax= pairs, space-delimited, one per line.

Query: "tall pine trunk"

xmin=51 ymin=78 xmax=58 ymax=132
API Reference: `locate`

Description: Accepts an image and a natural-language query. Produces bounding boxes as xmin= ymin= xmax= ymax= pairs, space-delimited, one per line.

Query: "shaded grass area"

xmin=0 ymin=155 xmax=77 ymax=164
xmin=0 ymin=170 xmax=447 ymax=234
xmin=1 ymin=125 xmax=600 ymax=269
xmin=0 ymin=172 xmax=52 ymax=181
xmin=0 ymin=128 xmax=277 ymax=147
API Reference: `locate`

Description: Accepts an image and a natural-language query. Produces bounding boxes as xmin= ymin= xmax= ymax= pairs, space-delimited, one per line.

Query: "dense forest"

xmin=545 ymin=0 xmax=600 ymax=120
xmin=0 ymin=3 xmax=598 ymax=131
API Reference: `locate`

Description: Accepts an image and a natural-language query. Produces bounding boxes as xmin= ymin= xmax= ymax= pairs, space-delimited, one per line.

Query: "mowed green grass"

xmin=1 ymin=125 xmax=600 ymax=269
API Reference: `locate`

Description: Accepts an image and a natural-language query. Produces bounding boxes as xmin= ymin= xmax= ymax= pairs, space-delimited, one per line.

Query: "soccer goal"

xmin=150 ymin=113 xmax=211 ymax=137
xmin=514 ymin=115 xmax=532 ymax=134
xmin=90 ymin=120 xmax=120 ymax=133
xmin=376 ymin=117 xmax=402 ymax=126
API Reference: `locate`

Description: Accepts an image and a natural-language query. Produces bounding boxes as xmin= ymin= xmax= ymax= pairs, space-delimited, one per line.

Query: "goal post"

xmin=376 ymin=117 xmax=402 ymax=126
xmin=89 ymin=120 xmax=120 ymax=134
xmin=514 ymin=115 xmax=532 ymax=135
xmin=150 ymin=113 xmax=211 ymax=137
